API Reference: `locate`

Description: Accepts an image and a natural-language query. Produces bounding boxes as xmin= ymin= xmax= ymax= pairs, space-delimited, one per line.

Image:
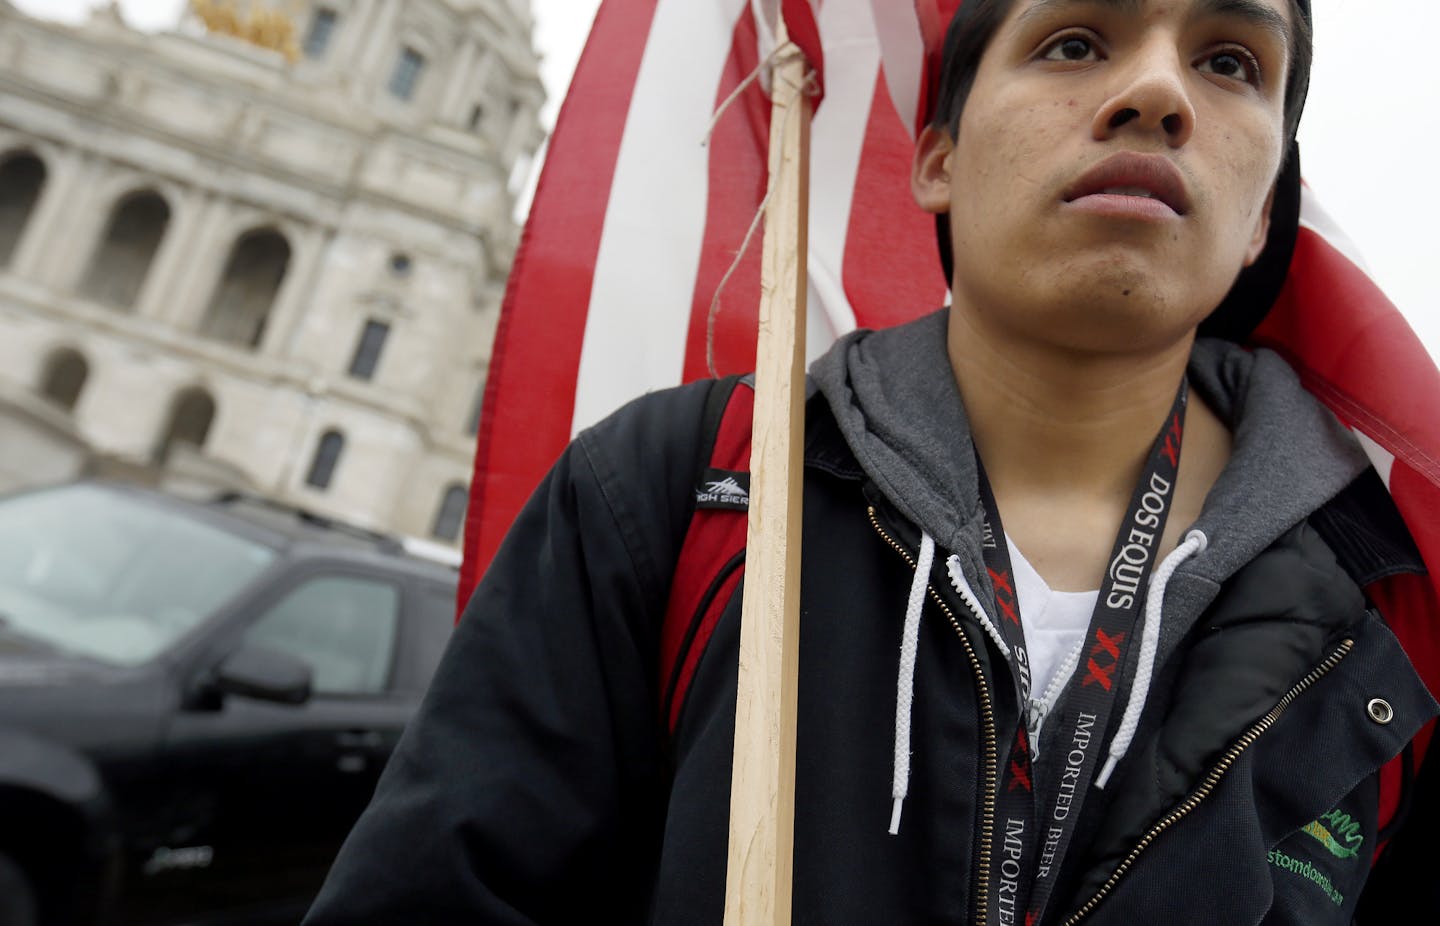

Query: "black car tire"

xmin=0 ymin=851 xmax=39 ymax=926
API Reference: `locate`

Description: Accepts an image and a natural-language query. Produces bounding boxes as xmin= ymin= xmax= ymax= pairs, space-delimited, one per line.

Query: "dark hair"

xmin=927 ymin=0 xmax=1314 ymax=340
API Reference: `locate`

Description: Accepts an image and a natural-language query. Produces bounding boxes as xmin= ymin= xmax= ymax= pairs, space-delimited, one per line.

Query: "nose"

xmin=1091 ymin=40 xmax=1195 ymax=148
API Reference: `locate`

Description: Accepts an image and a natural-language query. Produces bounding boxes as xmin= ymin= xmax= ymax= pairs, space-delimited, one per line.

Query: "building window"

xmin=0 ymin=152 xmax=46 ymax=268
xmin=80 ymin=190 xmax=170 ymax=310
xmin=303 ymin=7 xmax=337 ymax=59
xmin=199 ymin=227 xmax=290 ymax=350
xmin=348 ymin=319 xmax=390 ymax=380
xmin=431 ymin=484 xmax=467 ymax=542
xmin=306 ymin=429 xmax=344 ymax=489
xmin=464 ymin=380 xmax=484 ymax=436
xmin=156 ymin=387 xmax=216 ymax=464
xmin=38 ymin=348 xmax=89 ymax=412
xmin=387 ymin=47 xmax=424 ymax=100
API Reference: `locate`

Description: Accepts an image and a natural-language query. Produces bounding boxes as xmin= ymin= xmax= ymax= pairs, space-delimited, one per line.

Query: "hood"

xmin=809 ymin=308 xmax=1370 ymax=600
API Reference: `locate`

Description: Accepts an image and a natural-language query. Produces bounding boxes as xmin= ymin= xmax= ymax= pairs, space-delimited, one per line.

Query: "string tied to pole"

xmin=704 ymin=42 xmax=821 ymax=379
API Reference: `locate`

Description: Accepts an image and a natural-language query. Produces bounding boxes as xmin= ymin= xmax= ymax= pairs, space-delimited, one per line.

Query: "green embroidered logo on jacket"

xmin=1301 ymin=809 xmax=1365 ymax=860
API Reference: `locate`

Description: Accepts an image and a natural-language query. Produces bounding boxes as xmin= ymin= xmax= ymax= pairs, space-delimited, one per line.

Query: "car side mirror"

xmin=213 ymin=642 xmax=312 ymax=705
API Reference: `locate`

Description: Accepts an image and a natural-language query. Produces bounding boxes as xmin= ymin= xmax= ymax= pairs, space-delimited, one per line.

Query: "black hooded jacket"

xmin=303 ymin=312 xmax=1437 ymax=925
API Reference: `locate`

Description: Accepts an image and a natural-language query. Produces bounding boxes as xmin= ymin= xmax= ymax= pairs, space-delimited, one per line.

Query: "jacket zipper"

xmin=868 ymin=506 xmax=998 ymax=926
xmin=1060 ymin=636 xmax=1355 ymax=925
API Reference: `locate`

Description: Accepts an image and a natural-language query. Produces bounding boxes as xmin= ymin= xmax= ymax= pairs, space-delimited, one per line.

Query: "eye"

xmin=1197 ymin=47 xmax=1261 ymax=85
xmin=1041 ymin=34 xmax=1102 ymax=64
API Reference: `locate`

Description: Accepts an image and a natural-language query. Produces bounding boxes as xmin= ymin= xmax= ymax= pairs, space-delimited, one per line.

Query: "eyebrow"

xmin=1014 ymin=0 xmax=1293 ymax=47
xmin=1193 ymin=0 xmax=1292 ymax=46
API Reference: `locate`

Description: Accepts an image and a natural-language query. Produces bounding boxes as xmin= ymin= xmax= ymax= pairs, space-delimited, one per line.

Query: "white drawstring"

xmin=890 ymin=531 xmax=935 ymax=835
xmin=1095 ymin=529 xmax=1208 ymax=789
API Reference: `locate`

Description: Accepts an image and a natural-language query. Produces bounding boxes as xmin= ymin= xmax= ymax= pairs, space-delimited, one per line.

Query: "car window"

xmin=245 ymin=576 xmax=399 ymax=695
xmin=406 ymin=584 xmax=456 ymax=686
xmin=0 ymin=484 xmax=276 ymax=666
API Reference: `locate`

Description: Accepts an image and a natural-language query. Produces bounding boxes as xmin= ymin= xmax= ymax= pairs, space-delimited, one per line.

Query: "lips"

xmin=1063 ymin=153 xmax=1191 ymax=217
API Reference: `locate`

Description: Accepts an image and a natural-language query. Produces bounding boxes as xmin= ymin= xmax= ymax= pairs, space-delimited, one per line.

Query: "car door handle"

xmin=336 ymin=730 xmax=384 ymax=749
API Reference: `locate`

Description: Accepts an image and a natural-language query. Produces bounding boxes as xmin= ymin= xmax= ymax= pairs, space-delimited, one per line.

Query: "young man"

xmin=305 ymin=0 xmax=1437 ymax=922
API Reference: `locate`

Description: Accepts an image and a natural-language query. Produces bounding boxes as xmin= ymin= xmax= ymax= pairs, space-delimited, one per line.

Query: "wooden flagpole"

xmin=723 ymin=16 xmax=811 ymax=926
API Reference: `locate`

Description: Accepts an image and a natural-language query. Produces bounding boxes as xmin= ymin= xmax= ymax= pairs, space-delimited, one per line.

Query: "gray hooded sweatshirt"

xmin=808 ymin=308 xmax=1372 ymax=764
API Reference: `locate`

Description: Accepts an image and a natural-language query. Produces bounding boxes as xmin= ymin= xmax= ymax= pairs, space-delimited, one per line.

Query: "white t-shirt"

xmin=1006 ymin=534 xmax=1099 ymax=703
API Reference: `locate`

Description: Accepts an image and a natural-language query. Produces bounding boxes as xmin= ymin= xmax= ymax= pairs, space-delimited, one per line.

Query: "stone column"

xmin=22 ymin=151 xmax=107 ymax=290
xmin=332 ymin=0 xmax=378 ymax=66
xmin=9 ymin=145 xmax=81 ymax=283
xmin=471 ymin=48 xmax=499 ymax=102
xmin=353 ymin=0 xmax=403 ymax=96
xmin=500 ymin=102 xmax=537 ymax=171
xmin=258 ymin=223 xmax=330 ymax=360
xmin=132 ymin=185 xmax=200 ymax=321
xmin=439 ymin=38 xmax=478 ymax=123
xmin=162 ymin=193 xmax=234 ymax=331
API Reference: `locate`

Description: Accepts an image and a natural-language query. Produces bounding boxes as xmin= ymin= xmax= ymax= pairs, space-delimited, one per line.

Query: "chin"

xmin=1023 ymin=284 xmax=1216 ymax=355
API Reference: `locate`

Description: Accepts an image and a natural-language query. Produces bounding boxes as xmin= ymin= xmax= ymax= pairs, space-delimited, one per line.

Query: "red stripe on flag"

xmin=915 ymin=0 xmax=964 ymax=133
xmin=1255 ymin=227 xmax=1440 ymax=488
xmin=1256 ymin=225 xmax=1440 ymax=616
xmin=460 ymin=0 xmax=660 ymax=612
xmin=844 ymin=70 xmax=947 ymax=328
xmin=683 ymin=4 xmax=769 ymax=382
xmin=782 ymin=0 xmax=826 ymax=104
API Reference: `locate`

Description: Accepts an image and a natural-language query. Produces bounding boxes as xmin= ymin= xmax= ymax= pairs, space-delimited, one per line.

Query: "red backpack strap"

xmin=658 ymin=376 xmax=755 ymax=735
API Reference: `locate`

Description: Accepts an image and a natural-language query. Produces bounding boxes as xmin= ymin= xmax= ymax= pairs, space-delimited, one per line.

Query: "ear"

xmin=911 ymin=125 xmax=955 ymax=215
xmin=1242 ymin=185 xmax=1275 ymax=267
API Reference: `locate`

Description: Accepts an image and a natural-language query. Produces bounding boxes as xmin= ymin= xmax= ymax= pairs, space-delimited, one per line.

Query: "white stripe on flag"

xmin=1353 ymin=428 xmax=1397 ymax=490
xmin=806 ymin=0 xmax=878 ymax=357
xmin=869 ymin=0 xmax=924 ymax=137
xmin=570 ymin=0 xmax=749 ymax=436
xmin=1298 ymin=187 xmax=1372 ymax=275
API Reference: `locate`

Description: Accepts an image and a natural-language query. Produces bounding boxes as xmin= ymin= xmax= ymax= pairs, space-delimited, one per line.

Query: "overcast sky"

xmin=14 ymin=0 xmax=1438 ymax=361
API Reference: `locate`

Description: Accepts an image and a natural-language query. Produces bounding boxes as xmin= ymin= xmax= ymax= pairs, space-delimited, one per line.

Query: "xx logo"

xmin=1082 ymin=628 xmax=1126 ymax=691
xmin=989 ymin=568 xmax=1021 ymax=626
xmin=1160 ymin=411 xmax=1183 ymax=468
xmin=1007 ymin=729 xmax=1032 ymax=792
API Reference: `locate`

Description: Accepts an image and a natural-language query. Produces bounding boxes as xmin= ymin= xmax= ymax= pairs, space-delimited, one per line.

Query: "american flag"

xmin=460 ymin=0 xmax=1440 ymax=713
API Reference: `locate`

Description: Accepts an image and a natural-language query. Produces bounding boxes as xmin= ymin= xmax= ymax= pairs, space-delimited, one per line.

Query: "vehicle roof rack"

xmin=211 ymin=490 xmax=406 ymax=556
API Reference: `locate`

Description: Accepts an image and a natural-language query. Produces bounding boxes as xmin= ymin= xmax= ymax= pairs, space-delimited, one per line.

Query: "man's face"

xmin=913 ymin=0 xmax=1292 ymax=353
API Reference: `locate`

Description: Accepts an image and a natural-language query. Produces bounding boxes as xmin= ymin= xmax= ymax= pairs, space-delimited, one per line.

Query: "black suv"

xmin=0 ymin=481 xmax=459 ymax=925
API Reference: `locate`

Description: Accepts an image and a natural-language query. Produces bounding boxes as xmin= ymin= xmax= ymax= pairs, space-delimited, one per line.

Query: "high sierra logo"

xmin=695 ymin=468 xmax=750 ymax=510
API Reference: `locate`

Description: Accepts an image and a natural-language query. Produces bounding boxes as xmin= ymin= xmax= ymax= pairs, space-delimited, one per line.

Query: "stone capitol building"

xmin=0 ymin=0 xmax=545 ymax=551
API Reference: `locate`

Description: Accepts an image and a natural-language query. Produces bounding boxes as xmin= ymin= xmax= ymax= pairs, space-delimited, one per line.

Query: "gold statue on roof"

xmin=191 ymin=0 xmax=301 ymax=62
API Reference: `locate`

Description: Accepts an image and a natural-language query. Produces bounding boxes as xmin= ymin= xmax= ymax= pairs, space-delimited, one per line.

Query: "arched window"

xmin=80 ymin=189 xmax=170 ymax=309
xmin=464 ymin=380 xmax=484 ymax=436
xmin=306 ymin=429 xmax=344 ymax=490
xmin=156 ymin=387 xmax=217 ymax=464
xmin=38 ymin=348 xmax=89 ymax=412
xmin=199 ymin=228 xmax=290 ymax=349
xmin=0 ymin=152 xmax=46 ymax=267
xmin=431 ymin=484 xmax=468 ymax=542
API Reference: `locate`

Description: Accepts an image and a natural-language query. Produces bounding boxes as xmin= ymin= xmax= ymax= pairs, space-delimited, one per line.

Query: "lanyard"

xmin=977 ymin=381 xmax=1188 ymax=926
